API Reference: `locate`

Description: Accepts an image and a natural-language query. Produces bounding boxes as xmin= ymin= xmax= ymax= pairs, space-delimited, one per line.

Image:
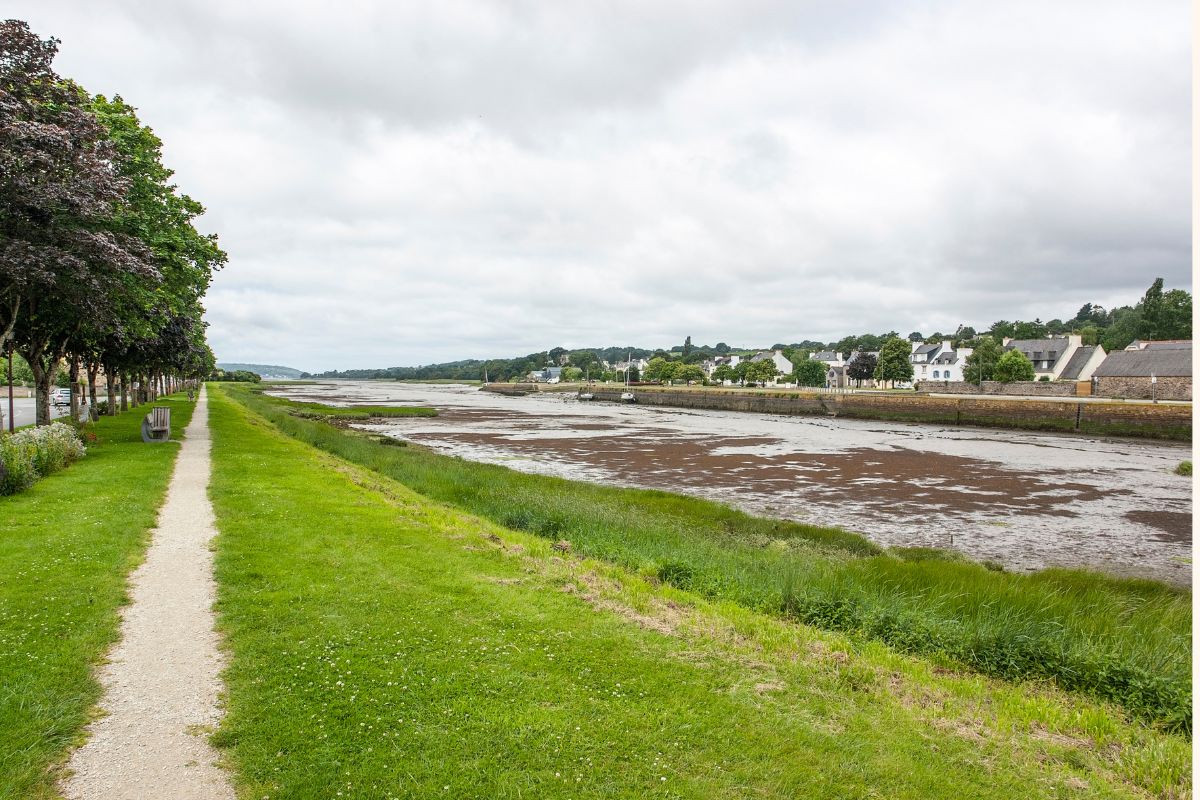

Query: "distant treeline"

xmin=309 ymin=279 xmax=1190 ymax=382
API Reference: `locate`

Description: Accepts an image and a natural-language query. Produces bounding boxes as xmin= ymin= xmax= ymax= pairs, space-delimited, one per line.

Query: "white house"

xmin=701 ymin=354 xmax=741 ymax=378
xmin=749 ymin=349 xmax=793 ymax=376
xmin=809 ymin=350 xmax=845 ymax=368
xmin=911 ymin=340 xmax=973 ymax=383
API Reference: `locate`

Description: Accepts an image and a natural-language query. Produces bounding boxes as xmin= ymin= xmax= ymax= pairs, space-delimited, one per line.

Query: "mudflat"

xmin=272 ymin=382 xmax=1193 ymax=585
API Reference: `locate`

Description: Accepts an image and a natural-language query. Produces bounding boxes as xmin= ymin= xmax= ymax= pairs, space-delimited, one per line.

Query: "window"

xmin=933 ymin=370 xmax=940 ymax=379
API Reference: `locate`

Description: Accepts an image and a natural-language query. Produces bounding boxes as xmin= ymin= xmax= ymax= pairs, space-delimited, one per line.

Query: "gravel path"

xmin=60 ymin=386 xmax=235 ymax=799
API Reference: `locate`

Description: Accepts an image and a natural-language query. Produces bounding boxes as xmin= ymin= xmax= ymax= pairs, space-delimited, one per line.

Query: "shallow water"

xmin=271 ymin=382 xmax=1194 ymax=585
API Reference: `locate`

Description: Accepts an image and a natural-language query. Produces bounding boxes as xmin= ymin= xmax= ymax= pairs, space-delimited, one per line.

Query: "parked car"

xmin=50 ymin=388 xmax=72 ymax=407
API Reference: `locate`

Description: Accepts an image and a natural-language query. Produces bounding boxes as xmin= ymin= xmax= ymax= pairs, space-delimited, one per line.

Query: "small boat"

xmin=620 ymin=391 xmax=636 ymax=403
xmin=578 ymin=392 xmax=594 ymax=401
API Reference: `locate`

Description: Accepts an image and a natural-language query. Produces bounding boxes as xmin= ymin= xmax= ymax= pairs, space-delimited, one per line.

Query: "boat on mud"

xmin=620 ymin=391 xmax=636 ymax=403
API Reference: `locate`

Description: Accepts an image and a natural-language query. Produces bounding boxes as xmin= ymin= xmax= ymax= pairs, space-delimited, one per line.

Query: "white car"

xmin=50 ymin=388 xmax=72 ymax=407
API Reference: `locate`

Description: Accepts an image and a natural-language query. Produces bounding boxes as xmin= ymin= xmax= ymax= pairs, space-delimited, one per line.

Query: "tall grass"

xmin=225 ymin=384 xmax=1192 ymax=732
xmin=264 ymin=395 xmax=437 ymax=420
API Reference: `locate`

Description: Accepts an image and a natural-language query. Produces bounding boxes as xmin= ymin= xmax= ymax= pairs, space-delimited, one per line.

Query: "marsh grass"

xmin=267 ymin=395 xmax=437 ymax=420
xmin=225 ymin=383 xmax=1192 ymax=733
xmin=0 ymin=395 xmax=195 ymax=798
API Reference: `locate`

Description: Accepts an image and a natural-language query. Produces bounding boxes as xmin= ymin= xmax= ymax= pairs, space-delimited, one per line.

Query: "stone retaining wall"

xmin=1094 ymin=376 xmax=1192 ymax=402
xmin=482 ymin=384 xmax=1191 ymax=441
xmin=918 ymin=380 xmax=1081 ymax=397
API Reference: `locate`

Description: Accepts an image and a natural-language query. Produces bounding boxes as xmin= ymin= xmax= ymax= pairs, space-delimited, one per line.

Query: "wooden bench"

xmin=141 ymin=406 xmax=171 ymax=443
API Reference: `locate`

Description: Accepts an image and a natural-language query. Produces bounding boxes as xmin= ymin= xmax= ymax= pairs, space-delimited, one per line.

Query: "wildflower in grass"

xmin=0 ymin=423 xmax=85 ymax=495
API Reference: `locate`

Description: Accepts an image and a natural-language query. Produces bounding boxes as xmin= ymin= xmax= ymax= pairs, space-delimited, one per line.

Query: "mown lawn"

xmin=222 ymin=383 xmax=1192 ymax=733
xmin=0 ymin=395 xmax=195 ymax=798
xmin=207 ymin=384 xmax=1189 ymax=799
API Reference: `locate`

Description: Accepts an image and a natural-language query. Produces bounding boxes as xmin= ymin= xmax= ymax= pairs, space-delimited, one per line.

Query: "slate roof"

xmin=913 ymin=343 xmax=940 ymax=355
xmin=1057 ymin=346 xmax=1098 ymax=380
xmin=1093 ymin=346 xmax=1192 ymax=378
xmin=811 ymin=351 xmax=839 ymax=362
xmin=1005 ymin=338 xmax=1070 ymax=367
xmin=1139 ymin=340 xmax=1192 ymax=351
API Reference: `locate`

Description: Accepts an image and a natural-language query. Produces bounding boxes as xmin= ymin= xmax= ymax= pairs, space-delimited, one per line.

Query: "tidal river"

xmin=272 ymin=382 xmax=1193 ymax=585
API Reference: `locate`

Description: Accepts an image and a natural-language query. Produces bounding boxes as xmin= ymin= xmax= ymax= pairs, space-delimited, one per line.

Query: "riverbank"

xmin=228 ymin=383 xmax=1192 ymax=733
xmin=206 ymin=383 xmax=1189 ymax=797
xmin=0 ymin=395 xmax=195 ymax=798
xmin=484 ymin=383 xmax=1192 ymax=441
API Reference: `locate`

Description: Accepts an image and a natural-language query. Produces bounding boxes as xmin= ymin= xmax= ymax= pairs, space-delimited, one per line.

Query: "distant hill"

xmin=218 ymin=362 xmax=305 ymax=379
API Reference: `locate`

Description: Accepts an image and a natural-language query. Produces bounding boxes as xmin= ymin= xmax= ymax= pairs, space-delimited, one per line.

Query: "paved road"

xmin=2 ymin=397 xmax=76 ymax=429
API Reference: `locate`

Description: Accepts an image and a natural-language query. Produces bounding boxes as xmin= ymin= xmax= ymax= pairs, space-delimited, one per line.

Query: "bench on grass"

xmin=141 ymin=406 xmax=171 ymax=443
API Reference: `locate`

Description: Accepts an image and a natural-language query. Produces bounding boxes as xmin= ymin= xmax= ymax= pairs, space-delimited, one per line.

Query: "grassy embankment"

xmin=0 ymin=395 xmax=195 ymax=798
xmin=207 ymin=385 xmax=1190 ymax=798
xmin=224 ymin=384 xmax=1191 ymax=734
xmin=268 ymin=395 xmax=437 ymax=421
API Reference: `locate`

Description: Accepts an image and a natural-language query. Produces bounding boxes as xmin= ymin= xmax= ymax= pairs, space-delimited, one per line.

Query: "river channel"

xmin=271 ymin=382 xmax=1193 ymax=585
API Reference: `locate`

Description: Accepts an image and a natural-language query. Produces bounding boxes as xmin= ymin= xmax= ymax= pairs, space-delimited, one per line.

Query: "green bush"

xmin=0 ymin=423 xmax=86 ymax=496
xmin=1175 ymin=460 xmax=1192 ymax=476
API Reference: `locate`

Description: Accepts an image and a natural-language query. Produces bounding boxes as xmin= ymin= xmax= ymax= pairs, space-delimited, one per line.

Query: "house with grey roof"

xmin=1056 ymin=345 xmax=1106 ymax=381
xmin=1092 ymin=341 xmax=1192 ymax=400
xmin=1002 ymin=334 xmax=1101 ymax=380
xmin=910 ymin=340 xmax=973 ymax=383
xmin=749 ymin=349 xmax=794 ymax=376
xmin=809 ymin=350 xmax=843 ymax=366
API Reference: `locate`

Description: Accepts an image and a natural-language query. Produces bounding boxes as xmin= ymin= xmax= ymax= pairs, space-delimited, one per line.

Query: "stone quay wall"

xmin=482 ymin=384 xmax=1190 ymax=441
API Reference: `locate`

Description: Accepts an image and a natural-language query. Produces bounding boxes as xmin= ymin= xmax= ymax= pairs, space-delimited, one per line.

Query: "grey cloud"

xmin=8 ymin=0 xmax=1189 ymax=372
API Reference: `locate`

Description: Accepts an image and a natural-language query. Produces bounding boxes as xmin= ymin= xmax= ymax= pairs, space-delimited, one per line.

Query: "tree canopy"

xmin=792 ymin=359 xmax=827 ymax=387
xmin=1 ymin=20 xmax=222 ymax=423
xmin=992 ymin=349 xmax=1036 ymax=382
xmin=963 ymin=337 xmax=1002 ymax=384
xmin=873 ymin=337 xmax=913 ymax=386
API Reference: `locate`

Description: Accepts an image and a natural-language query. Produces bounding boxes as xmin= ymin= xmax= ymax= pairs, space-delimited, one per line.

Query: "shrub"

xmin=0 ymin=423 xmax=86 ymax=496
xmin=1175 ymin=460 xmax=1192 ymax=477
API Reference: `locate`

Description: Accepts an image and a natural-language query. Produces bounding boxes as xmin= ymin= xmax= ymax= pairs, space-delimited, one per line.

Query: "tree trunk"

xmin=87 ymin=361 xmax=100 ymax=421
xmin=105 ymin=366 xmax=117 ymax=415
xmin=28 ymin=358 xmax=54 ymax=426
xmin=120 ymin=373 xmax=129 ymax=412
xmin=69 ymin=358 xmax=81 ymax=422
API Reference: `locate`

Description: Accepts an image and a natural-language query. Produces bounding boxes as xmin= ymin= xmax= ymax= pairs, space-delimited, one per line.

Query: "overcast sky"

xmin=11 ymin=1 xmax=1191 ymax=371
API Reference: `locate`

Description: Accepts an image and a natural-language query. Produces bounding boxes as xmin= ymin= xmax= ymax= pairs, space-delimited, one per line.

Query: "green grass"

xmin=223 ymin=383 xmax=1192 ymax=733
xmin=206 ymin=385 xmax=1190 ymax=798
xmin=0 ymin=396 xmax=195 ymax=798
xmin=265 ymin=394 xmax=437 ymax=420
xmin=1175 ymin=460 xmax=1192 ymax=476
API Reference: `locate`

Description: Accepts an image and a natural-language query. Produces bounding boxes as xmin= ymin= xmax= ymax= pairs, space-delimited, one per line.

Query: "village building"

xmin=1092 ymin=341 xmax=1192 ymax=400
xmin=701 ymin=354 xmax=741 ymax=378
xmin=910 ymin=340 xmax=972 ymax=383
xmin=748 ymin=349 xmax=793 ymax=376
xmin=526 ymin=366 xmax=563 ymax=383
xmin=1001 ymin=334 xmax=1103 ymax=381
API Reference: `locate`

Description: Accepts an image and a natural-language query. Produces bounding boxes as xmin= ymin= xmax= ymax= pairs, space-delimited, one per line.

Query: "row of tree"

xmin=1 ymin=21 xmax=224 ymax=425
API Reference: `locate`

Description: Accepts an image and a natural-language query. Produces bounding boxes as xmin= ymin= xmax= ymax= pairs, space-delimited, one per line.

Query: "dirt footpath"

xmin=60 ymin=386 xmax=234 ymax=799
